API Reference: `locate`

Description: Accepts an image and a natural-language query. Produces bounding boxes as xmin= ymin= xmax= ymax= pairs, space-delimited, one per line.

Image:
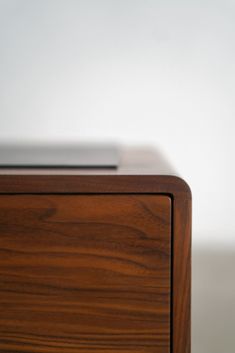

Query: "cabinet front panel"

xmin=0 ymin=195 xmax=171 ymax=353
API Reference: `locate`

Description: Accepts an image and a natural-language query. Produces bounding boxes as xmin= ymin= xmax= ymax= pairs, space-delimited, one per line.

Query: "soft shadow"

xmin=192 ymin=246 xmax=235 ymax=353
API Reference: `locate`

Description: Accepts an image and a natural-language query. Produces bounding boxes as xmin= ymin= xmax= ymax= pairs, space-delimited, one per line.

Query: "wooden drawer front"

xmin=0 ymin=195 xmax=171 ymax=353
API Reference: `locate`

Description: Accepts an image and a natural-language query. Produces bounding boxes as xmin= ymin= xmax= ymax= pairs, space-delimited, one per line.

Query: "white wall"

xmin=0 ymin=0 xmax=234 ymax=245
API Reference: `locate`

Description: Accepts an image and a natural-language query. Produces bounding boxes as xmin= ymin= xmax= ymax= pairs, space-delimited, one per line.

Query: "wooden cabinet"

xmin=0 ymin=148 xmax=191 ymax=353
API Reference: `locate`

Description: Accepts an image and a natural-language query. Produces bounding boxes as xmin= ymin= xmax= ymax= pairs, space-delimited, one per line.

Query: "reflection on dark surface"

xmin=192 ymin=246 xmax=235 ymax=353
xmin=0 ymin=144 xmax=120 ymax=168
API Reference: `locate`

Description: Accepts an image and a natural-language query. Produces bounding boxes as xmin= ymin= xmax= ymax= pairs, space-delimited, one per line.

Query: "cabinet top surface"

xmin=0 ymin=146 xmax=191 ymax=195
xmin=0 ymin=146 xmax=175 ymax=176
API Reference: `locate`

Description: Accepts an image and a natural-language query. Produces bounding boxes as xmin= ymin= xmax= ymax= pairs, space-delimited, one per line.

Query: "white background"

xmin=0 ymin=0 xmax=234 ymax=246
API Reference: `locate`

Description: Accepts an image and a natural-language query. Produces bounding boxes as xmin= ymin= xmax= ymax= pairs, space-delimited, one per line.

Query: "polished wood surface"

xmin=0 ymin=147 xmax=192 ymax=353
xmin=0 ymin=147 xmax=175 ymax=177
xmin=0 ymin=195 xmax=171 ymax=353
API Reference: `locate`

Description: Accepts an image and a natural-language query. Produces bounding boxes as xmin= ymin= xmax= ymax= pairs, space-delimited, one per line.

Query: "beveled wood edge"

xmin=0 ymin=174 xmax=191 ymax=353
xmin=0 ymin=174 xmax=191 ymax=196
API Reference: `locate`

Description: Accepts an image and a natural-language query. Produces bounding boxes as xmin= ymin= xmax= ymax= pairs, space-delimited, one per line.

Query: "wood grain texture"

xmin=0 ymin=147 xmax=192 ymax=353
xmin=0 ymin=194 xmax=171 ymax=353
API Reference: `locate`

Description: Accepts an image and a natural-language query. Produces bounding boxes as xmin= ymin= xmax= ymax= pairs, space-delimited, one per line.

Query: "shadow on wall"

xmin=192 ymin=246 xmax=235 ymax=353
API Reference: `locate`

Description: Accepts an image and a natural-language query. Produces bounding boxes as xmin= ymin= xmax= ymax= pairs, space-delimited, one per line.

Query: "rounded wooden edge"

xmin=165 ymin=175 xmax=192 ymax=200
xmin=0 ymin=174 xmax=191 ymax=196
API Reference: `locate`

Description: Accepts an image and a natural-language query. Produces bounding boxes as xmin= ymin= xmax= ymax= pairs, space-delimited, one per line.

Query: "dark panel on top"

xmin=0 ymin=144 xmax=120 ymax=168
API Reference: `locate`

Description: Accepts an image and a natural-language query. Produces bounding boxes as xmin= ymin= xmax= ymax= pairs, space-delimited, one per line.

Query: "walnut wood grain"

xmin=0 ymin=194 xmax=171 ymax=353
xmin=0 ymin=147 xmax=192 ymax=353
